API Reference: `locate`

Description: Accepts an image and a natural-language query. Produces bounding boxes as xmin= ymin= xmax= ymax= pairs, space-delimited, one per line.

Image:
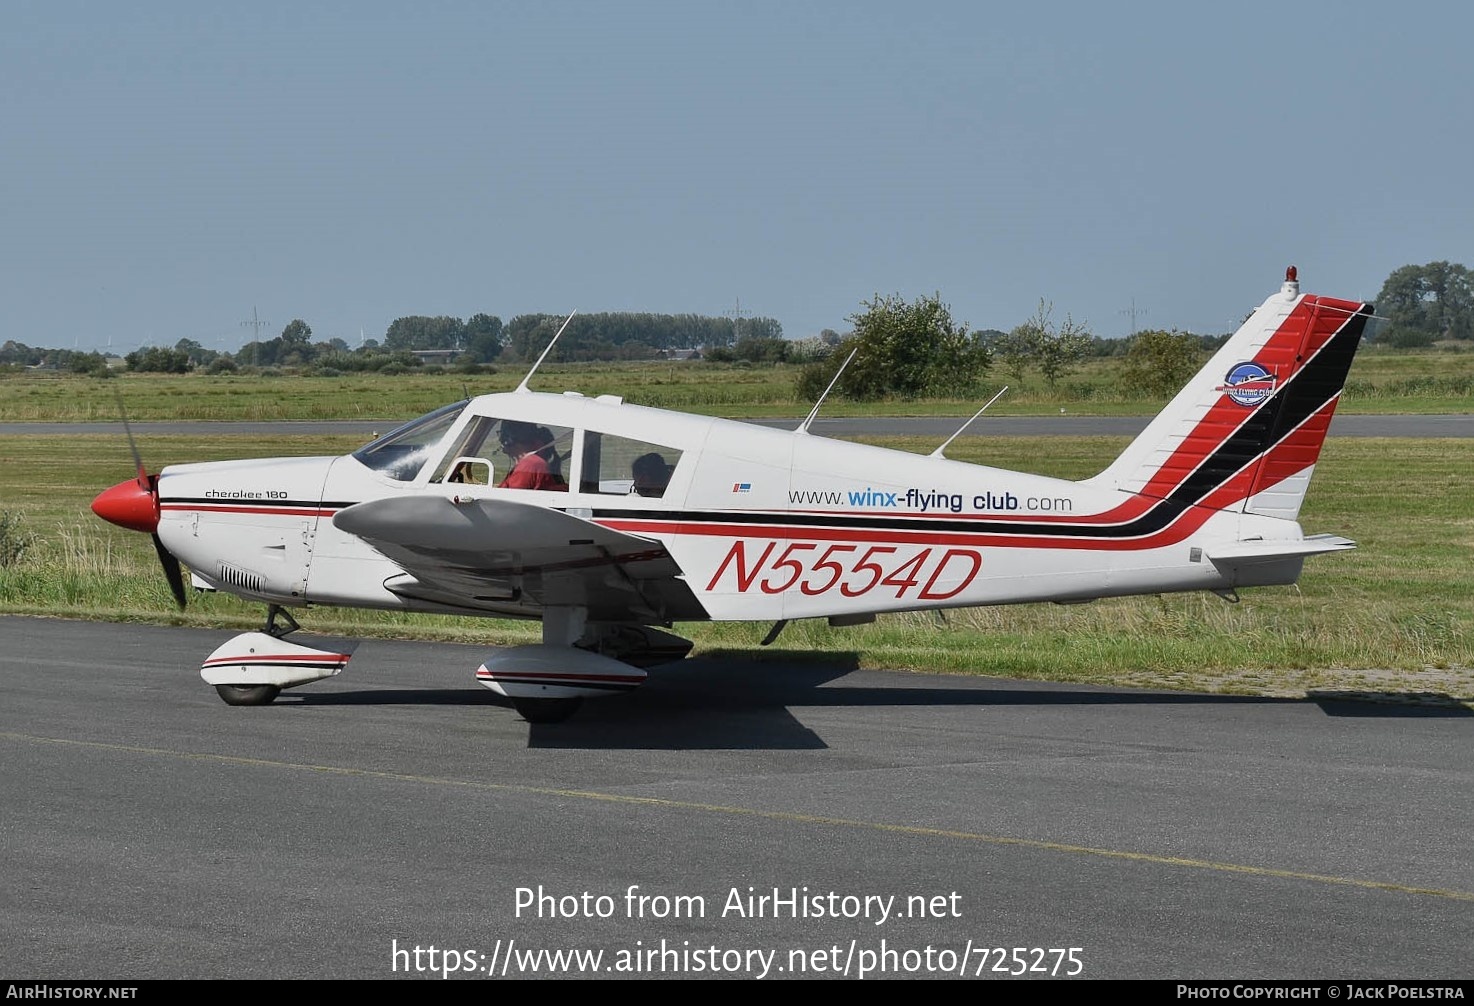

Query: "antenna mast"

xmin=929 ymin=386 xmax=1009 ymax=458
xmin=795 ymin=348 xmax=858 ymax=435
xmin=515 ymin=310 xmax=578 ymax=393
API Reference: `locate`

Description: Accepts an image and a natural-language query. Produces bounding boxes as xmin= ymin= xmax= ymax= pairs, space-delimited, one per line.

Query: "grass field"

xmin=0 ymin=430 xmax=1468 ymax=705
xmin=2 ymin=341 xmax=1471 ymax=421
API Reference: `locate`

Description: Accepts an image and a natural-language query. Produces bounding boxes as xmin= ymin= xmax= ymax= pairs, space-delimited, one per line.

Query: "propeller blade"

xmin=152 ymin=534 xmax=187 ymax=610
xmin=105 ymin=389 xmax=180 ymax=611
xmin=112 ymin=387 xmax=147 ymax=486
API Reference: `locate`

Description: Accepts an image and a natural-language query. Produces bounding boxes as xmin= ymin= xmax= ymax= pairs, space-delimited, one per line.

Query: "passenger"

xmin=532 ymin=427 xmax=559 ymax=466
xmin=631 ymin=452 xmax=671 ymax=498
xmin=496 ymin=421 xmax=567 ymax=491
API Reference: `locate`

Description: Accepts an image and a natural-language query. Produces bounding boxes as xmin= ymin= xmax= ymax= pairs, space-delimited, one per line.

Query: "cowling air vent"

xmin=218 ymin=563 xmax=264 ymax=595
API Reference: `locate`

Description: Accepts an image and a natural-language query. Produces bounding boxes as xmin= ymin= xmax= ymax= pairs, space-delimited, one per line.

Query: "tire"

xmin=214 ymin=684 xmax=281 ymax=706
xmin=512 ymin=696 xmax=582 ymax=724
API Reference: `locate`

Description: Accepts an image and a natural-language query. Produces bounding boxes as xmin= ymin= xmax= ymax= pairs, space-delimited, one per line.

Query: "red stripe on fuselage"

xmin=161 ymin=504 xmax=337 ymax=518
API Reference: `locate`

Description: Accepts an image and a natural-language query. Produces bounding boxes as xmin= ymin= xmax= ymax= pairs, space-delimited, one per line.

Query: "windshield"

xmin=351 ymin=400 xmax=467 ymax=481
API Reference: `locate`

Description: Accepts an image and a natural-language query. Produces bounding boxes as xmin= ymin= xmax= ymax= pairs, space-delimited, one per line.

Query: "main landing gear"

xmin=475 ymin=608 xmax=690 ymax=724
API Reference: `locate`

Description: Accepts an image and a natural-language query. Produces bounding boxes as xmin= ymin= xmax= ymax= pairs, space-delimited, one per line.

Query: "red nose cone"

xmin=91 ymin=478 xmax=159 ymax=533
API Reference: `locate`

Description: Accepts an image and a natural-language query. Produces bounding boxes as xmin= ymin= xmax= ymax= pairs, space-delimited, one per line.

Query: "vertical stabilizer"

xmin=1086 ymin=269 xmax=1372 ymax=521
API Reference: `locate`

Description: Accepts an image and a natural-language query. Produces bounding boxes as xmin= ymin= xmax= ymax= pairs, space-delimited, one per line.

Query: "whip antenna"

xmin=516 ymin=310 xmax=578 ymax=393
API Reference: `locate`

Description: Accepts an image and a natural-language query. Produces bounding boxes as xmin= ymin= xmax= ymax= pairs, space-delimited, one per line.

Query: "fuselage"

xmin=154 ymin=390 xmax=1307 ymax=624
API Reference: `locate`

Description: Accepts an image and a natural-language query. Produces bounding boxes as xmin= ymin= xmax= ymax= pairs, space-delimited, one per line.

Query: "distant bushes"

xmin=1344 ymin=375 xmax=1474 ymax=398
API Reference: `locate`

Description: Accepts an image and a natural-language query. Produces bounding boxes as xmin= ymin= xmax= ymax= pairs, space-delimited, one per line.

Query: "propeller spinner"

xmin=91 ymin=405 xmax=188 ymax=610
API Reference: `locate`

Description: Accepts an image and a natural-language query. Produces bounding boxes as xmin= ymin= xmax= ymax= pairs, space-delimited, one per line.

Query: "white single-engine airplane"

xmin=93 ymin=269 xmax=1371 ymax=722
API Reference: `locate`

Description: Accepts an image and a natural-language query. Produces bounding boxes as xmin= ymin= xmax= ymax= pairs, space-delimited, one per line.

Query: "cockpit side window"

xmin=430 ymin=415 xmax=500 ymax=484
xmin=581 ymin=432 xmax=681 ymax=498
xmin=425 ymin=415 xmax=574 ymax=492
xmin=351 ymin=401 xmax=467 ymax=482
xmin=494 ymin=420 xmax=572 ymax=492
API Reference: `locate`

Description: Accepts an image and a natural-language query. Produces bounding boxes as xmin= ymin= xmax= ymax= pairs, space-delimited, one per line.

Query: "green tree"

xmin=991 ymin=328 xmax=1034 ymax=385
xmin=234 ymin=339 xmax=277 ymax=366
xmin=1004 ymin=301 xmax=1093 ymax=388
xmin=384 ymin=316 xmax=466 ymax=352
xmin=1376 ymin=262 xmax=1474 ymax=342
xmin=504 ymin=314 xmax=560 ymax=361
xmin=174 ymin=338 xmax=218 ymax=368
xmin=1120 ymin=329 xmax=1205 ymax=397
xmin=733 ymin=335 xmax=790 ymax=363
xmin=280 ymin=320 xmax=312 ymax=347
xmin=66 ymin=350 xmax=111 ymax=377
xmin=809 ymin=292 xmax=988 ymax=401
xmin=463 ymin=313 xmax=505 ymax=362
xmin=125 ymin=346 xmax=191 ymax=373
xmin=0 ymin=340 xmax=41 ymax=365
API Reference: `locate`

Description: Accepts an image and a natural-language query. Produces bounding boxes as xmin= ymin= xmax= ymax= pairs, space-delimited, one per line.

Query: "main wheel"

xmin=214 ymin=684 xmax=281 ymax=706
xmin=512 ymin=696 xmax=582 ymax=724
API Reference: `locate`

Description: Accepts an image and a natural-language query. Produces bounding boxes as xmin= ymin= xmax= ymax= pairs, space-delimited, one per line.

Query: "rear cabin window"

xmin=581 ymin=433 xmax=681 ymax=498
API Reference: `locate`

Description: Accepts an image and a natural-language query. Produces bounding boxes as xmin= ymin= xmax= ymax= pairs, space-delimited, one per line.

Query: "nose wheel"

xmin=214 ymin=684 xmax=282 ymax=706
xmin=201 ymin=618 xmax=353 ymax=707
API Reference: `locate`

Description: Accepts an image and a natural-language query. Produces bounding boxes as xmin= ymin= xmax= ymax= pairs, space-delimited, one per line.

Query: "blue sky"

xmin=4 ymin=1 xmax=1469 ymax=353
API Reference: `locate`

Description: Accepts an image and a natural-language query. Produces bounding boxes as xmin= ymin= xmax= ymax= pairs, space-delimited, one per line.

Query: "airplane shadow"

xmin=1306 ymin=690 xmax=1474 ymax=718
xmin=532 ymin=652 xmax=1474 ymax=750
xmin=282 ymin=651 xmax=1471 ymax=751
xmin=285 ymin=689 xmax=505 ymax=707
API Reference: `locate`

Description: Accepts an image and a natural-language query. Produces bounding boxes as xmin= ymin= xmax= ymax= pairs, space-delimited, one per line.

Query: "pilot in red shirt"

xmin=497 ymin=422 xmax=567 ymax=491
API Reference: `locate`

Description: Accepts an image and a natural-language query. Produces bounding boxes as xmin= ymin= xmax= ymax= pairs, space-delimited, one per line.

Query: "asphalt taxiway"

xmin=3 ymin=616 xmax=1471 ymax=979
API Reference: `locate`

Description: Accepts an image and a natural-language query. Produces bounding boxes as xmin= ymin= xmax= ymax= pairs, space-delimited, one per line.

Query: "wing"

xmin=332 ymin=495 xmax=705 ymax=623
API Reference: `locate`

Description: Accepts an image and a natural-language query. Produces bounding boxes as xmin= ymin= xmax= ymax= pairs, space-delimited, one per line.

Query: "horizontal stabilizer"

xmin=1204 ymin=534 xmax=1355 ymax=566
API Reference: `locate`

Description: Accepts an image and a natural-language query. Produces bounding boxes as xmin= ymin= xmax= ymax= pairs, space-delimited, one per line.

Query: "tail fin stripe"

xmin=1238 ymin=300 xmax=1369 ymax=511
xmin=1148 ymin=298 xmax=1370 ymax=508
xmin=1128 ymin=299 xmax=1322 ymax=501
xmin=1135 ymin=300 xmax=1321 ymax=499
